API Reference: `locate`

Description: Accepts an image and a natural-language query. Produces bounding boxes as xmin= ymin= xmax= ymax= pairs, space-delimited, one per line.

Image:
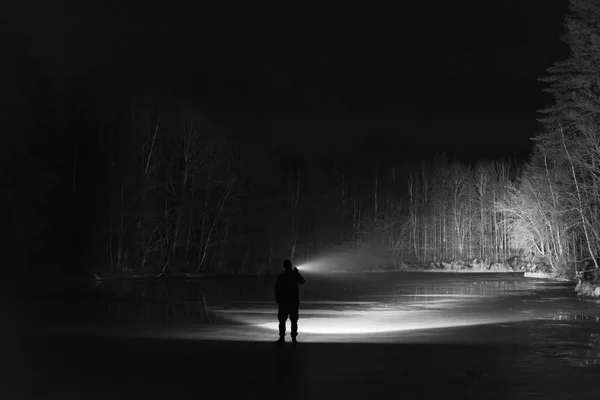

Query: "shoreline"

xmin=92 ymin=269 xmax=531 ymax=282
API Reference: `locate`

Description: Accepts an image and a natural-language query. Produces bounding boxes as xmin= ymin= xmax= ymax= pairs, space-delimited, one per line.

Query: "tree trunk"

xmin=561 ymin=126 xmax=598 ymax=272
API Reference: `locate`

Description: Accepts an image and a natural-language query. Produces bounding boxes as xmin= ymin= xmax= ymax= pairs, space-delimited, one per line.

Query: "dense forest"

xmin=5 ymin=0 xmax=600 ymax=281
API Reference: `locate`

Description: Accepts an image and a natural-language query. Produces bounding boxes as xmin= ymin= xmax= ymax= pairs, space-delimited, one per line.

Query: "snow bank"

xmin=575 ymin=281 xmax=600 ymax=298
xmin=523 ymin=272 xmax=571 ymax=281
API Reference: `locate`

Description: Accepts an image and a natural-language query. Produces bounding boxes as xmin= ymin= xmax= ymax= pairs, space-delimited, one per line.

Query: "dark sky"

xmin=6 ymin=0 xmax=570 ymax=163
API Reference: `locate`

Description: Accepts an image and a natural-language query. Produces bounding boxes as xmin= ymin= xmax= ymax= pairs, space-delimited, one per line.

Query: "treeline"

xmin=361 ymin=158 xmax=522 ymax=264
xmin=85 ymin=99 xmax=526 ymax=275
xmin=96 ymin=103 xmax=245 ymax=275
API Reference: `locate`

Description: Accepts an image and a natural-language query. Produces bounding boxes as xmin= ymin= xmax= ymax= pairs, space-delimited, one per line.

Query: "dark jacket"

xmin=275 ymin=269 xmax=306 ymax=305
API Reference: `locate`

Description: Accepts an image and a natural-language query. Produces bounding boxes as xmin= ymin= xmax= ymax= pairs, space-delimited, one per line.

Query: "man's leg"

xmin=277 ymin=305 xmax=288 ymax=339
xmin=290 ymin=306 xmax=299 ymax=340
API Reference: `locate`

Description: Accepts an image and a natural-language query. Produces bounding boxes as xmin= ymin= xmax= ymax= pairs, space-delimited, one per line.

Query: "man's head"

xmin=283 ymin=259 xmax=292 ymax=272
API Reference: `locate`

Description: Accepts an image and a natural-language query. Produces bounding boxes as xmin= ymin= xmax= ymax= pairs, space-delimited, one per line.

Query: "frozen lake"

xmin=17 ymin=272 xmax=600 ymax=399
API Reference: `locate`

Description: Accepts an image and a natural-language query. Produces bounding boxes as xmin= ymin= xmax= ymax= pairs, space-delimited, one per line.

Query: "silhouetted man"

xmin=274 ymin=259 xmax=306 ymax=345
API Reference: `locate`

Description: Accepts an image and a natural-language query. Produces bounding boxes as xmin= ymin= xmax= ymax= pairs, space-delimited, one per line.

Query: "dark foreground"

xmin=12 ymin=328 xmax=599 ymax=399
xmin=10 ymin=273 xmax=600 ymax=399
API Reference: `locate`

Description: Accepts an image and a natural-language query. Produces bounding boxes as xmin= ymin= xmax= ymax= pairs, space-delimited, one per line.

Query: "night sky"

xmin=5 ymin=0 xmax=570 ymax=165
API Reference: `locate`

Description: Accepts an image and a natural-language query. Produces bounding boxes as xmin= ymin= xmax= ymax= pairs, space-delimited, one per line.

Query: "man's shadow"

xmin=275 ymin=343 xmax=302 ymax=385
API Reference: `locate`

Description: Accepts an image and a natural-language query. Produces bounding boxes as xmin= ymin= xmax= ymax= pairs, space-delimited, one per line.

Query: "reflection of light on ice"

xmin=129 ymin=306 xmax=539 ymax=344
xmin=213 ymin=298 xmax=539 ymax=336
xmin=251 ymin=312 xmax=521 ymax=335
xmin=212 ymin=296 xmax=540 ymax=339
xmin=255 ymin=317 xmax=413 ymax=334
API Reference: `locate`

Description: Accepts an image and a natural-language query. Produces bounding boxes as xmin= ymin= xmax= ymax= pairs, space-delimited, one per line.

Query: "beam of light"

xmin=294 ymin=262 xmax=323 ymax=274
xmin=293 ymin=249 xmax=400 ymax=274
xmin=294 ymin=253 xmax=359 ymax=274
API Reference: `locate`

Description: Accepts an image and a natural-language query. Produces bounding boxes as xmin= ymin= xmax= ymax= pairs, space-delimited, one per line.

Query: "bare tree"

xmin=449 ymin=161 xmax=470 ymax=259
xmin=475 ymin=162 xmax=491 ymax=260
xmin=559 ymin=123 xmax=599 ymax=272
